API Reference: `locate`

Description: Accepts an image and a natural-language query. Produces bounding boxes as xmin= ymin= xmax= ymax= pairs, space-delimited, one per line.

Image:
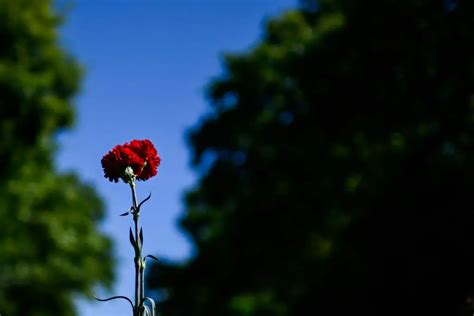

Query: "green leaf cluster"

xmin=148 ymin=1 xmax=474 ymax=315
xmin=0 ymin=0 xmax=113 ymax=315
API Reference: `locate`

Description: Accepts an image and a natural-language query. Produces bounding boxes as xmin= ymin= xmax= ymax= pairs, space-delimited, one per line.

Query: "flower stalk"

xmin=131 ymin=182 xmax=141 ymax=315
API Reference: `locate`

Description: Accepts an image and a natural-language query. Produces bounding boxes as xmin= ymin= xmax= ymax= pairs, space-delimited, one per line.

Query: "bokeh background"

xmin=0 ymin=0 xmax=473 ymax=315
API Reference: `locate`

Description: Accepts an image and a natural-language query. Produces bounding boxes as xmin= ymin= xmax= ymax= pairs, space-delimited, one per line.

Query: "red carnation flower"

xmin=101 ymin=139 xmax=160 ymax=183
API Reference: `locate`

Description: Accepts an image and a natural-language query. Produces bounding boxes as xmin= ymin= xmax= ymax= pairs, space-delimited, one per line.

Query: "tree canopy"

xmin=0 ymin=0 xmax=113 ymax=314
xmin=148 ymin=0 xmax=474 ymax=315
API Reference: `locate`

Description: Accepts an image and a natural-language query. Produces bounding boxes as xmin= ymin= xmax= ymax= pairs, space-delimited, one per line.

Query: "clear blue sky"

xmin=56 ymin=1 xmax=296 ymax=315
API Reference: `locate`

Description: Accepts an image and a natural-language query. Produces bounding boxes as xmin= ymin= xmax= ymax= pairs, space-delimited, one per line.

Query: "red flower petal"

xmin=125 ymin=139 xmax=161 ymax=181
xmin=101 ymin=139 xmax=160 ymax=183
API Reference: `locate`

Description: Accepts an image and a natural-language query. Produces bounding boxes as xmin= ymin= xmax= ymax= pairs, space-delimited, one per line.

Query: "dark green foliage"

xmin=148 ymin=0 xmax=474 ymax=315
xmin=0 ymin=0 xmax=113 ymax=314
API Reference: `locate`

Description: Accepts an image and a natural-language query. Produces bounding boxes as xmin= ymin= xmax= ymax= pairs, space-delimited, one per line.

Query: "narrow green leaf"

xmin=129 ymin=228 xmax=136 ymax=248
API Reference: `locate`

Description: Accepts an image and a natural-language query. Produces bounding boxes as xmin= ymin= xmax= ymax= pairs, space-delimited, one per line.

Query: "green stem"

xmin=130 ymin=182 xmax=141 ymax=316
xmin=141 ymin=263 xmax=145 ymax=306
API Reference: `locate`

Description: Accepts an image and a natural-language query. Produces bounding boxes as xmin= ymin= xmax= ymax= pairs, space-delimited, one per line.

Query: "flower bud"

xmin=122 ymin=166 xmax=136 ymax=184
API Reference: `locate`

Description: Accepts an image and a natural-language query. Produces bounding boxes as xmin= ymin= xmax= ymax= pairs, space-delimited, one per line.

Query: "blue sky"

xmin=56 ymin=1 xmax=297 ymax=315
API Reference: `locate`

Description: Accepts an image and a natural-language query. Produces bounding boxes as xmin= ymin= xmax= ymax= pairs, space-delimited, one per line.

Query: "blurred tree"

xmin=0 ymin=0 xmax=113 ymax=315
xmin=148 ymin=0 xmax=473 ymax=315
